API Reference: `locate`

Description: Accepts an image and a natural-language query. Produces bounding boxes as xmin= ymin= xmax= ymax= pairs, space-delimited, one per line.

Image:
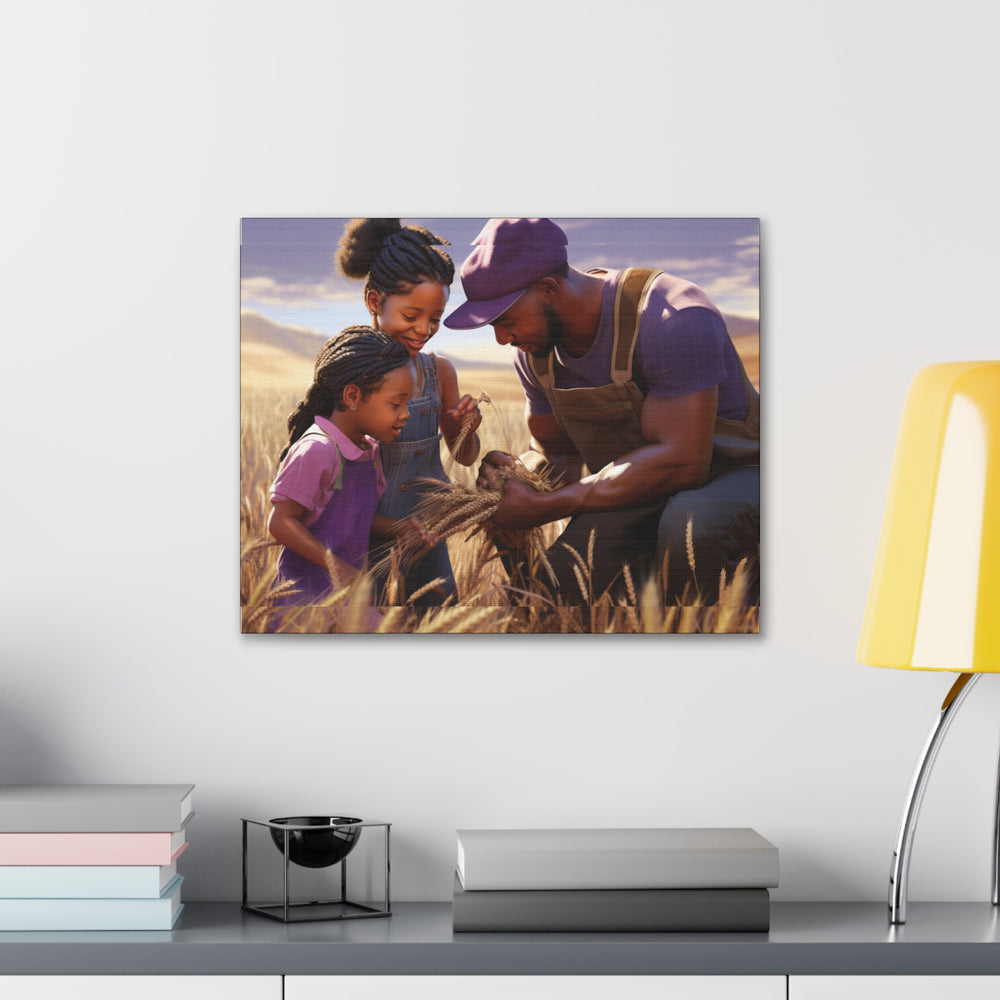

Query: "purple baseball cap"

xmin=443 ymin=218 xmax=569 ymax=329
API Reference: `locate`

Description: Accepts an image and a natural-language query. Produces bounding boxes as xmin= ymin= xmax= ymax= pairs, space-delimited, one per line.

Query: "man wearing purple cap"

xmin=444 ymin=218 xmax=759 ymax=604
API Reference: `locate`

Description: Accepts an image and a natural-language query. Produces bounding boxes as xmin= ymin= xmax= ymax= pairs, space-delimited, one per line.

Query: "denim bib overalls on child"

xmin=374 ymin=353 xmax=457 ymax=604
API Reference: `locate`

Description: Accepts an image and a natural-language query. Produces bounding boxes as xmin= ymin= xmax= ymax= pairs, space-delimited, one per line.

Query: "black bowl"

xmin=268 ymin=816 xmax=363 ymax=869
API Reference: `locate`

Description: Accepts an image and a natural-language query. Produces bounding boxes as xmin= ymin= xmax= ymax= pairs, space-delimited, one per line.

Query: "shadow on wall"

xmin=0 ymin=702 xmax=73 ymax=783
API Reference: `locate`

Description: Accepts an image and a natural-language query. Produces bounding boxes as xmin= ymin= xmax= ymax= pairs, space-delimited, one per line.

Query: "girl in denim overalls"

xmin=336 ymin=219 xmax=482 ymax=606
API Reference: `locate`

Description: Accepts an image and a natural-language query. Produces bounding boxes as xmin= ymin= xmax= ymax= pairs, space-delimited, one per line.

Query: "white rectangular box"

xmin=456 ymin=828 xmax=780 ymax=890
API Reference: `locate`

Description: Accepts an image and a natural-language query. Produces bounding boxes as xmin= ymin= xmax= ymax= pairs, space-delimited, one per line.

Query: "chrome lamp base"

xmin=889 ymin=673 xmax=999 ymax=923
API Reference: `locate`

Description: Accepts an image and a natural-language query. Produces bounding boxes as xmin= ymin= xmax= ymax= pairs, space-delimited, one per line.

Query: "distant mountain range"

xmin=240 ymin=310 xmax=327 ymax=358
xmin=723 ymin=312 xmax=759 ymax=342
xmin=241 ymin=309 xmax=759 ymax=365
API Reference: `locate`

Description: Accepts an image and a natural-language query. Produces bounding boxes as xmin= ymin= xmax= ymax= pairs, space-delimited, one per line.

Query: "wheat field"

xmin=240 ymin=352 xmax=760 ymax=635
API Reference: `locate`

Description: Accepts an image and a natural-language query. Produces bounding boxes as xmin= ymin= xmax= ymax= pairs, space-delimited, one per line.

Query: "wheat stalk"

xmin=414 ymin=605 xmax=514 ymax=634
xmin=444 ymin=390 xmax=491 ymax=467
xmin=622 ymin=563 xmax=637 ymax=606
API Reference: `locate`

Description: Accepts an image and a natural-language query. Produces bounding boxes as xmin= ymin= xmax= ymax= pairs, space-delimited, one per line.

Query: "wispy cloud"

xmin=573 ymin=250 xmax=759 ymax=317
xmin=732 ymin=236 xmax=760 ymax=267
xmin=699 ymin=275 xmax=759 ymax=315
xmin=240 ymin=276 xmax=355 ymax=308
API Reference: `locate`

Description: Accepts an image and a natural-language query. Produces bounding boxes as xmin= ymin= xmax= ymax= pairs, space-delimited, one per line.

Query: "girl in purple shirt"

xmin=267 ymin=326 xmax=419 ymax=631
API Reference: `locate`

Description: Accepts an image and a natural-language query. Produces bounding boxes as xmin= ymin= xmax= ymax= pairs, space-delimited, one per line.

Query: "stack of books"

xmin=452 ymin=827 xmax=778 ymax=932
xmin=0 ymin=784 xmax=194 ymax=930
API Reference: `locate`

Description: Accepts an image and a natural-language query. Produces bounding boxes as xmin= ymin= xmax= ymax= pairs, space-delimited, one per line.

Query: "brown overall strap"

xmin=528 ymin=336 xmax=553 ymax=390
xmin=528 ymin=267 xmax=661 ymax=392
xmin=611 ymin=268 xmax=660 ymax=385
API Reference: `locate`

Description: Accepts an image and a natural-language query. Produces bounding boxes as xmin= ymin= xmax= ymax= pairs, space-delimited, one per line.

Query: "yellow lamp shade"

xmin=857 ymin=361 xmax=1000 ymax=672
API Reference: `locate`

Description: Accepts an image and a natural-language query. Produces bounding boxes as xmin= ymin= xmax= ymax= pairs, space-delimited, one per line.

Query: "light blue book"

xmin=0 ymin=862 xmax=177 ymax=898
xmin=0 ymin=875 xmax=183 ymax=930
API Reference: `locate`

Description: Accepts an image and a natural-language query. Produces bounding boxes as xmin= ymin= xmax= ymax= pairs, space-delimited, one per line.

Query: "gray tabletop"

xmin=1 ymin=902 xmax=1000 ymax=976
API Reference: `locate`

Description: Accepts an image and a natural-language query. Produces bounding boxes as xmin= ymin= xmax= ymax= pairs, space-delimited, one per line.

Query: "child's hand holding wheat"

xmin=393 ymin=515 xmax=437 ymax=556
xmin=440 ymin=393 xmax=483 ymax=468
xmin=441 ymin=393 xmax=483 ymax=442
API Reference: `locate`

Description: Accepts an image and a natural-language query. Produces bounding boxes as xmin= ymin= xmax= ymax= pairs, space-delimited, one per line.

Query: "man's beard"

xmin=532 ymin=305 xmax=566 ymax=357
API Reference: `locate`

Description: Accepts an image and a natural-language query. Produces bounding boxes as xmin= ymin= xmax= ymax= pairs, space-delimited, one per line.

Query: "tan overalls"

xmin=525 ymin=268 xmax=760 ymax=601
xmin=526 ymin=267 xmax=759 ymax=479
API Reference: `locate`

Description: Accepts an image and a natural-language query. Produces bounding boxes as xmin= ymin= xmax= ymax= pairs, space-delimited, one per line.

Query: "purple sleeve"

xmin=637 ymin=307 xmax=729 ymax=398
xmin=270 ymin=437 xmax=341 ymax=512
xmin=512 ymin=352 xmax=553 ymax=416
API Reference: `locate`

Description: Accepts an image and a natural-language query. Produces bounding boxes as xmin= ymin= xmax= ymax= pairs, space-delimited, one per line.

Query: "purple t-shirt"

xmin=514 ymin=270 xmax=749 ymax=421
xmin=270 ymin=416 xmax=386 ymax=528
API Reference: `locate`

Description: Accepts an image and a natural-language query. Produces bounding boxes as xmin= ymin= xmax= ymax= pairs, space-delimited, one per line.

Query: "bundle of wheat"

xmin=403 ymin=459 xmax=555 ymax=563
xmin=381 ymin=390 xmax=560 ymax=586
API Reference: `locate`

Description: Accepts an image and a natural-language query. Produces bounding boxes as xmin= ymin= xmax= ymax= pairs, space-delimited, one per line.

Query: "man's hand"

xmin=489 ymin=477 xmax=556 ymax=529
xmin=476 ymin=450 xmax=517 ymax=489
xmin=478 ymin=450 xmax=582 ymax=528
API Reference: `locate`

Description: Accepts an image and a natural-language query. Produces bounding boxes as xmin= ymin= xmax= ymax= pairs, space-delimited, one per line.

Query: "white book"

xmin=0 ymin=861 xmax=177 ymax=898
xmin=0 ymin=784 xmax=194 ymax=832
xmin=456 ymin=828 xmax=779 ymax=890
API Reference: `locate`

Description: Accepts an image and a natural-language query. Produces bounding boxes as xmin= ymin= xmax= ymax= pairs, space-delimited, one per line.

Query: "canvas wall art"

xmin=240 ymin=218 xmax=760 ymax=635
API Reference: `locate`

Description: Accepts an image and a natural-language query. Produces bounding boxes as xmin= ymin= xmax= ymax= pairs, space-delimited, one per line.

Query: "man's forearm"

xmin=518 ymin=447 xmax=585 ymax=486
xmin=572 ymin=443 xmax=709 ymax=511
xmin=507 ymin=444 xmax=710 ymax=527
xmin=498 ymin=386 xmax=719 ymax=528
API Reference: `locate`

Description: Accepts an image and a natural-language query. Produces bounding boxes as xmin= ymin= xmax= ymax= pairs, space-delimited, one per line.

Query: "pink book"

xmin=0 ymin=830 xmax=188 ymax=865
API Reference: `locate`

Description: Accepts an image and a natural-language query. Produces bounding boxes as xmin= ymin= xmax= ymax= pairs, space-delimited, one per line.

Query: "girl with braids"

xmin=336 ymin=218 xmax=482 ymax=606
xmin=267 ymin=326 xmax=425 ymax=629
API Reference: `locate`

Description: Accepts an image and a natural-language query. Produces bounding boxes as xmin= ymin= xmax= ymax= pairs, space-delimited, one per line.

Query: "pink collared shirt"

xmin=270 ymin=416 xmax=387 ymax=528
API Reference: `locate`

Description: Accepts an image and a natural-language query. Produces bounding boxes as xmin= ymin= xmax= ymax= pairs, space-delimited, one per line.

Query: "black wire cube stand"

xmin=241 ymin=817 xmax=391 ymax=923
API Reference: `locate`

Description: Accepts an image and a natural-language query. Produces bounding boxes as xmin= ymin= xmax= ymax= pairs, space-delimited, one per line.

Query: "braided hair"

xmin=280 ymin=325 xmax=411 ymax=461
xmin=335 ymin=219 xmax=455 ymax=316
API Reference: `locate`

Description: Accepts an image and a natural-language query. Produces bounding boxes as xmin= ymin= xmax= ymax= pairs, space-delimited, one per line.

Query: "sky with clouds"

xmin=241 ymin=218 xmax=759 ymax=358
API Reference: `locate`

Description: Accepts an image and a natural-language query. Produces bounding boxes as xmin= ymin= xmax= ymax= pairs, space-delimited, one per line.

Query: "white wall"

xmin=2 ymin=0 xmax=998 ymax=904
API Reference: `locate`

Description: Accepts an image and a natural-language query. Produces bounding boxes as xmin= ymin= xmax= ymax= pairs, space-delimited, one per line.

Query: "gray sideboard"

xmin=1 ymin=902 xmax=1000 ymax=976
